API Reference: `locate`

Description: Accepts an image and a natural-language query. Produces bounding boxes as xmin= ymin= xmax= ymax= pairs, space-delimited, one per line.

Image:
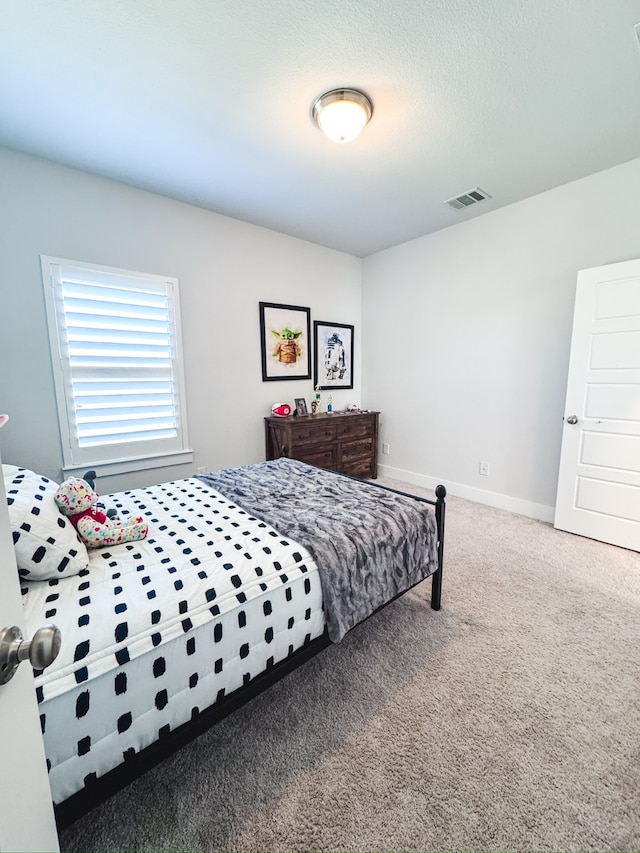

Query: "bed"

xmin=4 ymin=457 xmax=446 ymax=829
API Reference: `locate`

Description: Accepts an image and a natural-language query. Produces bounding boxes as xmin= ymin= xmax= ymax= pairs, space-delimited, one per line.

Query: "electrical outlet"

xmin=479 ymin=461 xmax=489 ymax=476
xmin=382 ymin=443 xmax=390 ymax=455
xmin=196 ymin=466 xmax=206 ymax=475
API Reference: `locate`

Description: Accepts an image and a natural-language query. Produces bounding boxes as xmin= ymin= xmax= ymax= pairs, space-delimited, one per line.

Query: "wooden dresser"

xmin=264 ymin=411 xmax=379 ymax=479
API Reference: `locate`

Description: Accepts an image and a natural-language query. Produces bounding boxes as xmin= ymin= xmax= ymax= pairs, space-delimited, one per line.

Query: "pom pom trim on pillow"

xmin=2 ymin=465 xmax=89 ymax=580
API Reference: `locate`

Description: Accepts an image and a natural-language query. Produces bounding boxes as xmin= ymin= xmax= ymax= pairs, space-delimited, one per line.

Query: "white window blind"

xmin=41 ymin=257 xmax=191 ymax=473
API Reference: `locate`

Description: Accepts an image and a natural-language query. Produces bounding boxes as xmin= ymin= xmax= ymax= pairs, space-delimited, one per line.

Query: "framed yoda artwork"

xmin=260 ymin=302 xmax=311 ymax=381
xmin=313 ymin=320 xmax=354 ymax=390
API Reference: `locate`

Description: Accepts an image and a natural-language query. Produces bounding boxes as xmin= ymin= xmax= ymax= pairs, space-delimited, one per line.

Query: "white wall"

xmin=0 ymin=148 xmax=362 ymax=491
xmin=3 ymin=147 xmax=640 ymax=517
xmin=362 ymin=157 xmax=640 ymax=520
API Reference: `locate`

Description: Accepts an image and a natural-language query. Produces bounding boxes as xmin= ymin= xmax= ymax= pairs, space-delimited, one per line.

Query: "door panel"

xmin=581 ymin=432 xmax=640 ymax=472
xmin=591 ymin=331 xmax=640 ymax=368
xmin=595 ymin=278 xmax=640 ymax=316
xmin=575 ymin=477 xmax=640 ymax=521
xmin=0 ymin=449 xmax=59 ymax=852
xmin=554 ymin=259 xmax=640 ymax=551
xmin=585 ymin=384 xmax=640 ymax=420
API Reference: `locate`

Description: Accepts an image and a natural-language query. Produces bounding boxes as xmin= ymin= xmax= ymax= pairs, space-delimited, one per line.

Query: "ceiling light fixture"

xmin=312 ymin=88 xmax=373 ymax=143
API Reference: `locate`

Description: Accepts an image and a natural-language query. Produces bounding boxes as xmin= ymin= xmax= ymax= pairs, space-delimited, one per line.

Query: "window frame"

xmin=40 ymin=255 xmax=192 ymax=478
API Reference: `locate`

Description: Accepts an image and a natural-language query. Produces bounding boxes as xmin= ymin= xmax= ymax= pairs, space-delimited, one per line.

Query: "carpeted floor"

xmin=59 ymin=481 xmax=640 ymax=852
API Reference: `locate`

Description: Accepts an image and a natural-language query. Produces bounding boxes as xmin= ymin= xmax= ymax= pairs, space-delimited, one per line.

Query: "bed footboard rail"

xmin=336 ymin=473 xmax=447 ymax=611
xmin=431 ymin=484 xmax=446 ymax=610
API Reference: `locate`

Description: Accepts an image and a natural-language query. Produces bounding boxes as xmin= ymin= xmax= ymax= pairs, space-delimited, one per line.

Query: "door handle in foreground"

xmin=0 ymin=624 xmax=61 ymax=685
xmin=565 ymin=415 xmax=578 ymax=424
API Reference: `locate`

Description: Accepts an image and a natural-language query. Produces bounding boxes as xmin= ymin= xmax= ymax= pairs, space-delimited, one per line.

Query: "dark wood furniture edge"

xmin=54 ymin=475 xmax=446 ymax=830
xmin=264 ymin=411 xmax=380 ymax=479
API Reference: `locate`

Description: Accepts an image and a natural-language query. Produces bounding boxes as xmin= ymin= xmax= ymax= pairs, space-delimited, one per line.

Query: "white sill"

xmin=62 ymin=450 xmax=194 ymax=480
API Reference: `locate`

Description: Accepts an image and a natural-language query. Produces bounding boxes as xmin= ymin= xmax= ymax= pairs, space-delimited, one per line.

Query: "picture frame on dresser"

xmin=260 ymin=302 xmax=311 ymax=381
xmin=313 ymin=321 xmax=354 ymax=390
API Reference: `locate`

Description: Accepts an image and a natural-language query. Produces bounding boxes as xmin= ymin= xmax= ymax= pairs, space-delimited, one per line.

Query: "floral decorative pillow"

xmin=3 ymin=465 xmax=89 ymax=580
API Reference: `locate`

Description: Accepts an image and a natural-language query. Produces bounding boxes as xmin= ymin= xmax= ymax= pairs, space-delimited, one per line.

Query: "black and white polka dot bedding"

xmin=20 ymin=478 xmax=324 ymax=806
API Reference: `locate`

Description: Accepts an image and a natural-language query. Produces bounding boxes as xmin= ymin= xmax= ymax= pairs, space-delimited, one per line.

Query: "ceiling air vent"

xmin=444 ymin=187 xmax=491 ymax=211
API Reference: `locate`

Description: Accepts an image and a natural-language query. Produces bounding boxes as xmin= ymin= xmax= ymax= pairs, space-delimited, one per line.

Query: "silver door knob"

xmin=565 ymin=415 xmax=578 ymax=424
xmin=0 ymin=624 xmax=61 ymax=685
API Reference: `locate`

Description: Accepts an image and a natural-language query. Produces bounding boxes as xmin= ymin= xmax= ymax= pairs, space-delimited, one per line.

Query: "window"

xmin=41 ymin=256 xmax=191 ymax=476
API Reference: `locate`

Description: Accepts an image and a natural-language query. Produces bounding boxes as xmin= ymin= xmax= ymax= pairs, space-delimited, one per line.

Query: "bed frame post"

xmin=431 ymin=484 xmax=447 ymax=611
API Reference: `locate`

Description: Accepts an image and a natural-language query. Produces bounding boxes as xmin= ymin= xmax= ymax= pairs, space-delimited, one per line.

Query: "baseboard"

xmin=377 ymin=463 xmax=555 ymax=523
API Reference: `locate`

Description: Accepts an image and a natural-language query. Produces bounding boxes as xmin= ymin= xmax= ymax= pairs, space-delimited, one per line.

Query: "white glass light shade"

xmin=312 ymin=88 xmax=373 ymax=143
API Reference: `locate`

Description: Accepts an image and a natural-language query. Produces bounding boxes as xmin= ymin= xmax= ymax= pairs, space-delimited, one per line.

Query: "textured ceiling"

xmin=2 ymin=0 xmax=640 ymax=257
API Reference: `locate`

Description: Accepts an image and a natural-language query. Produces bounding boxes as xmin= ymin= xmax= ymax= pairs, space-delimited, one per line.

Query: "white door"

xmin=554 ymin=259 xmax=640 ymax=551
xmin=0 ymin=450 xmax=59 ymax=852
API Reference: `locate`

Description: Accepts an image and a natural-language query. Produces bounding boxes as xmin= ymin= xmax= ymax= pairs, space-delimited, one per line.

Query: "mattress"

xmin=21 ymin=477 xmax=325 ymax=805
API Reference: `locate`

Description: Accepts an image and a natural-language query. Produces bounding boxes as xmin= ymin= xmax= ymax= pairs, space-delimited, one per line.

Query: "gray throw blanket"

xmin=196 ymin=458 xmax=438 ymax=642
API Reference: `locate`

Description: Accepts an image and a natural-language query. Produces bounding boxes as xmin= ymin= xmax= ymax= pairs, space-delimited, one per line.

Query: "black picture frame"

xmin=260 ymin=302 xmax=311 ymax=382
xmin=313 ymin=321 xmax=354 ymax=390
xmin=294 ymin=398 xmax=308 ymax=416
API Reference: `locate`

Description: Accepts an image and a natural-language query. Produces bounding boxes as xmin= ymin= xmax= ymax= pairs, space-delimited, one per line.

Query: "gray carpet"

xmin=59 ymin=481 xmax=640 ymax=852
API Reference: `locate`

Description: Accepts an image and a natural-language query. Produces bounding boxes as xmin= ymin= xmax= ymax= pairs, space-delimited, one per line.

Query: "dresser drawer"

xmin=340 ymin=437 xmax=374 ymax=462
xmin=342 ymin=456 xmax=375 ymax=479
xmin=292 ymin=422 xmax=337 ymax=446
xmin=336 ymin=416 xmax=374 ymax=440
xmin=293 ymin=446 xmax=337 ymax=469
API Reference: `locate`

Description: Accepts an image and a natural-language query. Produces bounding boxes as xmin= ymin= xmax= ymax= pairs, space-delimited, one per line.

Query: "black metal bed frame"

xmin=54 ymin=478 xmax=446 ymax=831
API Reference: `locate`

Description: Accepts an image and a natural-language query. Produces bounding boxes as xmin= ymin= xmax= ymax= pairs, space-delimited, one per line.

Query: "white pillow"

xmin=3 ymin=465 xmax=89 ymax=580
